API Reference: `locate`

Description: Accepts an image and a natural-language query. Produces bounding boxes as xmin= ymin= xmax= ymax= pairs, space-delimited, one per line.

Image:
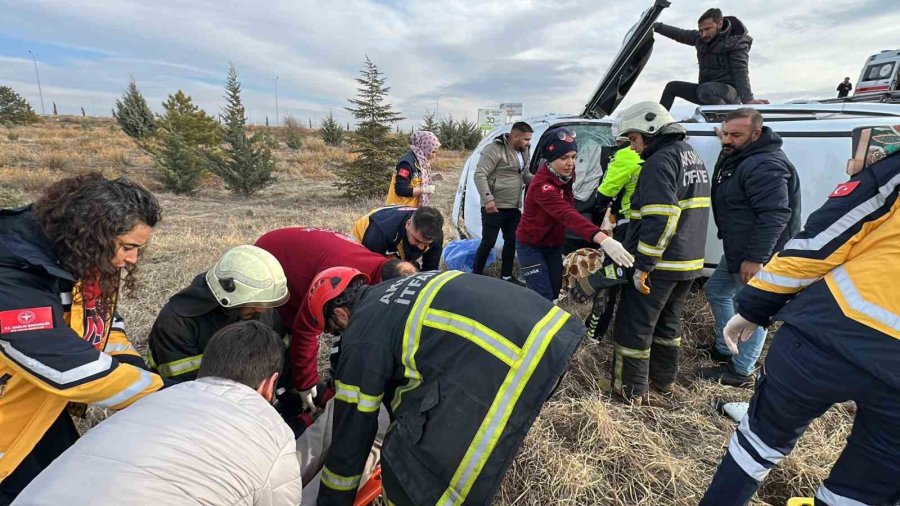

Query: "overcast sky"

xmin=2 ymin=0 xmax=897 ymax=129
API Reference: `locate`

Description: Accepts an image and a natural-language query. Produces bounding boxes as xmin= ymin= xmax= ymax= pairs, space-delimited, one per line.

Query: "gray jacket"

xmin=473 ymin=134 xmax=532 ymax=208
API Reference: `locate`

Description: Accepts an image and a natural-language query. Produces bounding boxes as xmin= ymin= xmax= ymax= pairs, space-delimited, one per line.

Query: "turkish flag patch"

xmin=829 ymin=181 xmax=860 ymax=198
xmin=0 ymin=307 xmax=54 ymax=334
xmin=398 ymin=168 xmax=411 ymax=179
xmin=542 ymin=184 xmax=554 ymax=192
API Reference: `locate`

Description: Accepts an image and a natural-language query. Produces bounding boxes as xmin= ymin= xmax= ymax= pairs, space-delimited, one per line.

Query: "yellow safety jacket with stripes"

xmin=318 ymin=271 xmax=584 ymax=506
xmin=0 ymin=206 xmax=163 ymax=480
xmin=737 ymin=151 xmax=900 ymax=390
xmin=625 ymin=136 xmax=711 ymax=280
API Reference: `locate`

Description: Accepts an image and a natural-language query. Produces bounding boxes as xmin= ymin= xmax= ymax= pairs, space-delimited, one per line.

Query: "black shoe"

xmin=502 ymin=276 xmax=526 ymax=287
xmin=696 ymin=342 xmax=734 ymax=364
xmin=699 ymin=364 xmax=754 ymax=389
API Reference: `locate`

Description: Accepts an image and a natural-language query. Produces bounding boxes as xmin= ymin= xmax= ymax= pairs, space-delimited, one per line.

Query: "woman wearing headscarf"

xmin=386 ymin=130 xmax=440 ymax=207
xmin=516 ymin=127 xmax=634 ymax=301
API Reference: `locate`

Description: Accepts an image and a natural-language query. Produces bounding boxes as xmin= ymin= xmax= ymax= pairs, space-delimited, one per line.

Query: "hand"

xmin=739 ymin=261 xmax=763 ymax=284
xmin=723 ymin=314 xmax=758 ymax=355
xmin=598 ymin=236 xmax=634 ymax=268
xmin=300 ymin=386 xmax=318 ymax=412
xmin=746 ymin=99 xmax=770 ymax=105
xmin=421 ymin=185 xmax=436 ymax=195
xmin=633 ymin=269 xmax=651 ymax=295
xmin=714 ymin=126 xmax=724 ymax=140
xmin=484 ymin=200 xmax=499 ymax=213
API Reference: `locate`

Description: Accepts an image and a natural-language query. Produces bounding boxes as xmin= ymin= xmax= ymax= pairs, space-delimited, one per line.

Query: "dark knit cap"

xmin=542 ymin=128 xmax=578 ymax=163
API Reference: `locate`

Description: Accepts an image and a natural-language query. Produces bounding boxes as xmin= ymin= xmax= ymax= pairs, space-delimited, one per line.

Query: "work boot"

xmin=650 ymin=381 xmax=674 ymax=395
xmin=696 ymin=342 xmax=733 ymax=364
xmin=699 ymin=363 xmax=754 ymax=389
xmin=612 ymin=390 xmax=650 ymax=407
xmin=502 ymin=275 xmax=526 ymax=287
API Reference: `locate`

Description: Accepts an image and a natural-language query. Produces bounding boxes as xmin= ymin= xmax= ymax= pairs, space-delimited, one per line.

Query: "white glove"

xmin=300 ymin=386 xmax=317 ymax=411
xmin=600 ymin=237 xmax=635 ymax=268
xmin=421 ymin=185 xmax=436 ymax=195
xmin=723 ymin=314 xmax=758 ymax=355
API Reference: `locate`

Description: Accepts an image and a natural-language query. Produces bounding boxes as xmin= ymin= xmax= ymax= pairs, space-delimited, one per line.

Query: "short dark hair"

xmin=698 ymin=8 xmax=723 ymax=24
xmin=324 ymin=276 xmax=367 ymax=322
xmin=410 ymin=206 xmax=444 ymax=242
xmin=511 ymin=122 xmax=533 ymax=134
xmin=724 ymin=107 xmax=763 ymax=131
xmin=381 ymin=258 xmax=417 ymax=280
xmin=198 ymin=321 xmax=284 ymax=389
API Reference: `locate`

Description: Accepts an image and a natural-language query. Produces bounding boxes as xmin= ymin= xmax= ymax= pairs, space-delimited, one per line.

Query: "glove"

xmin=421 ymin=185 xmax=436 ymax=195
xmin=723 ymin=314 xmax=758 ymax=355
xmin=300 ymin=386 xmax=318 ymax=412
xmin=600 ymin=237 xmax=634 ymax=267
xmin=633 ymin=269 xmax=651 ymax=295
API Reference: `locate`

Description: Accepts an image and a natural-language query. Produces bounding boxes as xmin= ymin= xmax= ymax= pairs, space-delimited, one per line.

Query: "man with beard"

xmin=700 ymin=108 xmax=800 ymax=387
xmin=352 ymin=206 xmax=444 ymax=271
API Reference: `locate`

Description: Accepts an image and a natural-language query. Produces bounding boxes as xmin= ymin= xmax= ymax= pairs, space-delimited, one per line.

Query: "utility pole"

xmin=273 ymin=76 xmax=279 ymax=127
xmin=28 ymin=50 xmax=45 ymax=115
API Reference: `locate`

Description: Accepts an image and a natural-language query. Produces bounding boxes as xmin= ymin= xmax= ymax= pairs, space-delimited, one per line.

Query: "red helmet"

xmin=307 ymin=267 xmax=370 ymax=331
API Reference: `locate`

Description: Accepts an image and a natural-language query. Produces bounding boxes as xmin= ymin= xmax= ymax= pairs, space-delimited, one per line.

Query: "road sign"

xmin=499 ymin=103 xmax=523 ymax=116
xmin=477 ymin=108 xmax=503 ymax=133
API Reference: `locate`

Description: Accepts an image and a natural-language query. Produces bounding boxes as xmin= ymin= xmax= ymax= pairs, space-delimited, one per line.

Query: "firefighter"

xmin=147 ymin=245 xmax=289 ymax=383
xmin=306 ymin=268 xmax=584 ymax=506
xmin=0 ymin=173 xmax=166 ymax=502
xmin=254 ymin=227 xmax=417 ymax=409
xmin=609 ymin=101 xmax=711 ymax=404
xmin=351 ymin=205 xmax=443 ymax=271
xmin=701 ymin=126 xmax=900 ymax=505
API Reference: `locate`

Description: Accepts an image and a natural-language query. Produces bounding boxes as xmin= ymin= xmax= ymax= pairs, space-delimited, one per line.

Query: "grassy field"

xmin=0 ymin=116 xmax=851 ymax=505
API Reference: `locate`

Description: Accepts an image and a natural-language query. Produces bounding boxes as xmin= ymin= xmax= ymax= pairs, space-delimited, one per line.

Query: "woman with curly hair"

xmin=0 ymin=172 xmax=166 ymax=502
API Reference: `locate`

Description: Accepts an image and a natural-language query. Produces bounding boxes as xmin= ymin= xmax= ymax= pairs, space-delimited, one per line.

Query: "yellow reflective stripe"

xmin=656 ymin=258 xmax=704 ymax=271
xmin=393 ymin=271 xmax=463 ymax=411
xmin=334 ymin=380 xmax=383 ymax=413
xmin=321 ymin=466 xmax=361 ymax=492
xmin=630 ymin=210 xmax=641 ymax=219
xmin=653 ymin=336 xmax=682 ymax=347
xmin=638 ymin=241 xmax=665 ymax=257
xmin=156 ymin=354 xmax=203 ymax=377
xmin=640 ymin=204 xmax=681 ymax=216
xmin=438 ymin=307 xmax=570 ymax=505
xmin=424 ymin=309 xmax=521 ymax=367
xmin=657 ymin=213 xmax=680 ymax=251
xmin=614 ymin=344 xmax=650 ymax=359
xmin=678 ymin=197 xmax=711 ymax=209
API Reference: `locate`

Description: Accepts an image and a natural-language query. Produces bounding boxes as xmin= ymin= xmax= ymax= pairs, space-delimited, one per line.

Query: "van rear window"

xmin=864 ymin=62 xmax=896 ymax=81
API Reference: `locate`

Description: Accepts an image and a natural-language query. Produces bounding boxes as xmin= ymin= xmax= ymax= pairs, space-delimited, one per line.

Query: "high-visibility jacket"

xmin=147 ymin=273 xmax=282 ymax=383
xmin=351 ymin=206 xmax=443 ymax=271
xmin=737 ymin=151 xmax=900 ymax=391
xmin=317 ymin=271 xmax=584 ymax=506
xmin=386 ymin=151 xmax=422 ymax=208
xmin=596 ymin=146 xmax=643 ymax=221
xmin=625 ymin=135 xmax=711 ymax=280
xmin=0 ymin=206 xmax=163 ymax=480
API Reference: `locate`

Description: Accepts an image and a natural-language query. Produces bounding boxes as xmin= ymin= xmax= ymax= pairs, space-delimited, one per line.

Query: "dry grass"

xmin=0 ymin=118 xmax=849 ymax=505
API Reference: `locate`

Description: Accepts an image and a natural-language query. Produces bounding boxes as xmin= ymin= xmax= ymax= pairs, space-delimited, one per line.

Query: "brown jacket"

xmin=473 ymin=134 xmax=532 ymax=208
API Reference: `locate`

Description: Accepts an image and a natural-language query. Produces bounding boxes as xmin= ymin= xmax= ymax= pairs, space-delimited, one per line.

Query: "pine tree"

xmin=158 ymin=90 xmax=219 ymax=146
xmin=152 ymin=131 xmax=205 ymax=194
xmin=113 ymin=77 xmax=156 ymax=140
xmin=320 ymin=111 xmax=344 ymax=146
xmin=206 ymin=63 xmax=276 ymax=196
xmin=0 ymin=86 xmax=39 ymax=125
xmin=150 ymin=90 xmax=220 ymax=194
xmin=420 ymin=111 xmax=438 ymax=133
xmin=339 ymin=57 xmax=404 ymax=198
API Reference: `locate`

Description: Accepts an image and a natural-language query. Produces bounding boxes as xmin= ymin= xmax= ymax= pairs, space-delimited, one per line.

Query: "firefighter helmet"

xmin=615 ymin=101 xmax=677 ymax=138
xmin=307 ymin=267 xmax=370 ymax=331
xmin=206 ymin=245 xmax=289 ymax=309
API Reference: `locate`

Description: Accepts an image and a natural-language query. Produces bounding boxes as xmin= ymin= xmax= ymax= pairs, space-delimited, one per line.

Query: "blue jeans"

xmin=516 ymin=244 xmax=563 ymax=301
xmin=703 ymin=255 xmax=766 ymax=376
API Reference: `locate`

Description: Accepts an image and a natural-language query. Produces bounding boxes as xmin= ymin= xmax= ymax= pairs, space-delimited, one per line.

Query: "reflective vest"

xmin=386 ymin=151 xmax=422 ymax=208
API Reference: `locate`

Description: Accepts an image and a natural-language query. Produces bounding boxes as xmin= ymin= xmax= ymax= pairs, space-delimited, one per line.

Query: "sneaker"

xmin=696 ymin=342 xmax=733 ymax=364
xmin=502 ymin=276 xmax=526 ymax=287
xmin=699 ymin=364 xmax=754 ymax=389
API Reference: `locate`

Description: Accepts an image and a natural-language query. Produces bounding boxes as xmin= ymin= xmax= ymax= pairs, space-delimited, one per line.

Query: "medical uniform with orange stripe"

xmin=0 ymin=206 xmax=163 ymax=495
xmin=702 ymin=127 xmax=900 ymax=506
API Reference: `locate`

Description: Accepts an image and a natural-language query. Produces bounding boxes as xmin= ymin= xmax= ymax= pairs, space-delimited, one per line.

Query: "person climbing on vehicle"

xmin=306 ymin=267 xmax=585 ymax=505
xmin=0 ymin=173 xmax=166 ymax=502
xmin=352 ymin=205 xmax=444 ymax=271
xmin=385 ymin=131 xmax=439 ymax=207
xmin=837 ymin=77 xmax=853 ymax=98
xmin=607 ymin=101 xmax=711 ymax=405
xmin=147 ymin=245 xmax=289 ymax=383
xmin=516 ymin=127 xmax=634 ymax=301
xmin=701 ymin=124 xmax=900 ymax=506
xmin=655 ymin=8 xmax=767 ymax=110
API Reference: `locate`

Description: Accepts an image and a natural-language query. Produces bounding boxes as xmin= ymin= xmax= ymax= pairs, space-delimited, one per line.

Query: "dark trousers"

xmin=701 ymin=324 xmax=900 ymax=506
xmin=0 ymin=410 xmax=80 ymax=505
xmin=516 ymin=244 xmax=563 ymax=301
xmin=473 ymin=208 xmax=521 ymax=277
xmin=585 ymin=223 xmax=629 ymax=340
xmin=660 ymin=81 xmax=740 ymax=110
xmin=611 ymin=276 xmax=693 ymax=397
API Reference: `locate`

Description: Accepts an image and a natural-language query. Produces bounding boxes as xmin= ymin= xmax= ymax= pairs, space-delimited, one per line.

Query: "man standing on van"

xmin=700 ymin=108 xmax=800 ymax=387
xmin=655 ymin=8 xmax=766 ymax=110
xmin=472 ymin=122 xmax=533 ymax=284
xmin=837 ymin=77 xmax=853 ymax=98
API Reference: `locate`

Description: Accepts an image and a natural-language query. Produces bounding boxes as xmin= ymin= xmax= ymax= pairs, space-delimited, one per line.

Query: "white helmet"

xmin=206 ymin=245 xmax=289 ymax=309
xmin=615 ymin=101 xmax=677 ymax=138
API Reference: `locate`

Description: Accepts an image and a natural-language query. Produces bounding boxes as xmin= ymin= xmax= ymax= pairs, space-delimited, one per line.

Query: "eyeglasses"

xmin=554 ymin=129 xmax=576 ymax=142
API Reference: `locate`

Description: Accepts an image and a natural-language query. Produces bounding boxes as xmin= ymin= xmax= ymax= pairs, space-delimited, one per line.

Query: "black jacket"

xmin=318 ymin=271 xmax=583 ymax=506
xmin=625 ymin=134 xmax=711 ymax=280
xmin=711 ymin=127 xmax=801 ymax=273
xmin=655 ymin=16 xmax=754 ymax=102
xmin=147 ymin=273 xmax=282 ymax=382
xmin=354 ymin=206 xmax=443 ymax=271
